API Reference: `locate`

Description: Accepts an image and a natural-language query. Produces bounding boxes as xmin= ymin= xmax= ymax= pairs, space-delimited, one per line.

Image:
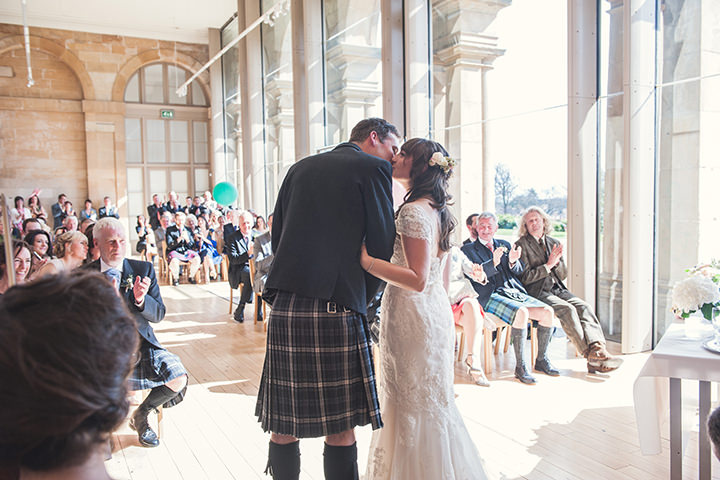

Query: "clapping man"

xmin=87 ymin=217 xmax=187 ymax=447
xmin=51 ymin=193 xmax=66 ymax=229
xmin=515 ymin=206 xmax=622 ymax=373
xmin=227 ymin=210 xmax=255 ymax=323
xmin=461 ymin=212 xmax=557 ymax=384
xmin=98 ymin=196 xmax=119 ymax=219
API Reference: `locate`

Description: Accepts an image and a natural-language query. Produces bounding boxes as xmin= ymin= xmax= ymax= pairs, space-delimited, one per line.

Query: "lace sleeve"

xmin=396 ymin=204 xmax=433 ymax=242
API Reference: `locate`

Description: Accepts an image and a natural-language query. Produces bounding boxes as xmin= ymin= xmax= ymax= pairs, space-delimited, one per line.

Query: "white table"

xmin=634 ymin=323 xmax=720 ymax=479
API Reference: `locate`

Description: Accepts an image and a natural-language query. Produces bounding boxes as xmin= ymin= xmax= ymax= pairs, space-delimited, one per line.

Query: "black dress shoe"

xmin=129 ymin=412 xmax=160 ymax=448
xmin=514 ymin=366 xmax=537 ymax=385
xmin=234 ymin=307 xmax=245 ymax=323
xmin=534 ymin=358 xmax=560 ymax=376
xmin=172 ymin=279 xmax=179 ymax=286
xmin=188 ymin=277 xmax=197 ymax=285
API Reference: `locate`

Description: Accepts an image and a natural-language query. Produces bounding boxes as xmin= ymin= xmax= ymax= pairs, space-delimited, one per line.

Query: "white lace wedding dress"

xmin=366 ymin=202 xmax=491 ymax=480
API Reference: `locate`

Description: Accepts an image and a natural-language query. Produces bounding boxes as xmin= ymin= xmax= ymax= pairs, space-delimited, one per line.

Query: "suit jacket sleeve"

xmin=362 ymin=162 xmax=395 ymax=300
xmin=128 ymin=264 xmax=165 ymax=324
xmin=253 ymin=237 xmax=273 ymax=275
xmin=517 ymin=238 xmax=551 ymax=286
xmin=228 ymin=232 xmax=249 ymax=266
xmin=549 ymin=237 xmax=568 ymax=281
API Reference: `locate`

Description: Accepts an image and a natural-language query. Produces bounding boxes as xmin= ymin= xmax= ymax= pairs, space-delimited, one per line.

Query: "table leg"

xmin=699 ymin=380 xmax=711 ymax=480
xmin=670 ymin=377 xmax=682 ymax=480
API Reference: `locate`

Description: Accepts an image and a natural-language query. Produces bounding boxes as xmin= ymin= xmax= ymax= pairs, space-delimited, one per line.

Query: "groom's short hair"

xmin=348 ymin=118 xmax=400 ymax=144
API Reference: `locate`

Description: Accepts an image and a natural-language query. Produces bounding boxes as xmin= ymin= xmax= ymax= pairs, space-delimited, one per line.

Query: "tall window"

xmin=221 ymin=15 xmax=242 ymax=194
xmin=123 ymin=63 xmax=210 ymax=230
xmin=261 ymin=0 xmax=295 ymax=215
xmin=322 ymin=0 xmax=383 ymax=146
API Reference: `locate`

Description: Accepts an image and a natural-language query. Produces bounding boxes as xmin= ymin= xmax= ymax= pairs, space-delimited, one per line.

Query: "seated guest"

xmin=0 ymin=271 xmax=139 ymax=479
xmin=63 ymin=214 xmax=79 ymax=232
xmin=463 ymin=213 xmax=479 ymax=245
xmin=80 ymin=217 xmax=95 ymax=234
xmin=35 ymin=231 xmax=88 ymax=277
xmin=154 ymin=212 xmax=172 ymax=254
xmin=84 ymin=224 xmax=101 ymax=264
xmin=462 ymin=212 xmax=557 ymax=384
xmin=197 ymin=215 xmax=222 ymax=282
xmin=189 ymin=196 xmax=208 ymax=218
xmin=10 ymin=196 xmax=32 ymax=233
xmin=515 ymin=206 xmax=623 ymax=373
xmin=98 ymin=196 xmax=119 ymax=219
xmin=51 ymin=193 xmax=67 ymax=230
xmin=182 ymin=196 xmax=193 ymax=214
xmin=165 ymin=191 xmax=181 ymax=216
xmin=24 ymin=229 xmax=52 ymax=277
xmin=79 ymin=198 xmax=98 ymax=222
xmin=22 ymin=217 xmax=43 ymax=235
xmin=147 ymin=193 xmax=164 ymax=230
xmin=203 ymin=190 xmax=217 ymax=211
xmin=0 ymin=241 xmax=32 ymax=294
xmin=166 ymin=212 xmax=201 ymax=286
xmin=227 ymin=210 xmax=255 ymax=322
xmin=222 ymin=209 xmax=239 ymax=254
xmin=61 ymin=200 xmax=75 ymax=222
xmin=87 ymin=217 xmax=188 ymax=448
xmin=136 ymin=214 xmax=156 ymax=261
xmin=252 ymin=213 xmax=273 ymax=321
xmin=253 ymin=215 xmax=268 ymax=237
xmin=448 ymin=245 xmax=492 ymax=386
xmin=27 ymin=193 xmax=48 ymax=224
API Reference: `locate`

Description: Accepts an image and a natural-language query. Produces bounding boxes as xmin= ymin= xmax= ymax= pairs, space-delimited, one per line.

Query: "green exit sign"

xmin=160 ymin=109 xmax=174 ymax=119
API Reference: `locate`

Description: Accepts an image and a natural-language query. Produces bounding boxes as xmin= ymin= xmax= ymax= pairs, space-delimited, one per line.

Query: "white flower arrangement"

xmin=671 ymin=262 xmax=720 ymax=320
xmin=428 ymin=151 xmax=456 ymax=174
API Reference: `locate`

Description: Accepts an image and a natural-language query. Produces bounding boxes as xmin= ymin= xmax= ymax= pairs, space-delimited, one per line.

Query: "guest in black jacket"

xmin=226 ymin=210 xmax=255 ymax=322
xmin=256 ymin=117 xmax=400 ymax=479
xmin=165 ymin=211 xmax=201 ymax=286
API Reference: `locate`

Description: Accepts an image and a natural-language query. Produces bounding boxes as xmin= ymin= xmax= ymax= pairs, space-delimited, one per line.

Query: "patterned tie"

xmin=104 ymin=268 xmax=121 ymax=289
xmin=486 ymin=242 xmax=494 ymax=252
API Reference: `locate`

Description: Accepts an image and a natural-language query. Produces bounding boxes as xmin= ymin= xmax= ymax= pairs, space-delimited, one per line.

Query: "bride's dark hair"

xmin=398 ymin=138 xmax=457 ymax=252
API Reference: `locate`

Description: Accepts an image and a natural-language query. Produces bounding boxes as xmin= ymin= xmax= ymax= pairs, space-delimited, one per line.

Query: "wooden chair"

xmin=227 ymin=259 xmax=244 ymax=315
xmin=158 ymin=242 xmax=169 ymax=283
xmin=248 ymin=257 xmax=267 ymax=332
xmin=483 ymin=313 xmax=537 ymax=375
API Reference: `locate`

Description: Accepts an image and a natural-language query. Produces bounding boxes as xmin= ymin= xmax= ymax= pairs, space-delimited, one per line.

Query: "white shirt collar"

xmin=100 ymin=258 xmax=123 ymax=274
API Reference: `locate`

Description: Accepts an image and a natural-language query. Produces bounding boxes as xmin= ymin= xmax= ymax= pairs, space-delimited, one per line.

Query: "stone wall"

xmin=0 ymin=23 xmax=209 ymax=223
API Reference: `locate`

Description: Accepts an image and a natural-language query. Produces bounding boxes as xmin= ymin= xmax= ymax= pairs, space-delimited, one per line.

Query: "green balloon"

xmin=213 ymin=182 xmax=238 ymax=206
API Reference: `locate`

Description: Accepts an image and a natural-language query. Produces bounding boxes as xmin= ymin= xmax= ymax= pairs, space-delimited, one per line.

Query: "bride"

xmin=360 ymin=138 xmax=491 ymax=479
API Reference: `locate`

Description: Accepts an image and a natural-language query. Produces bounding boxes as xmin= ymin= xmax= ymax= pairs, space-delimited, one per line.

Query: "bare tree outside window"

xmin=494 ymin=163 xmax=517 ymax=214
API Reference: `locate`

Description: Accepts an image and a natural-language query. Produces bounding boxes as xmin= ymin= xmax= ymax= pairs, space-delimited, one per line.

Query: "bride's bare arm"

xmin=360 ymin=235 xmax=431 ymax=292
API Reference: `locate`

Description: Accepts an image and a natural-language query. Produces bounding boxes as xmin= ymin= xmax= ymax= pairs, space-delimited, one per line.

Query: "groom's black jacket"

xmin=263 ymin=142 xmax=395 ymax=315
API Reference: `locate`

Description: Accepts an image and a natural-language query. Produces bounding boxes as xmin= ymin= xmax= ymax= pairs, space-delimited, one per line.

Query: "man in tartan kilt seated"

xmin=461 ymin=212 xmax=558 ymax=385
xmin=255 ymin=118 xmax=400 ymax=480
xmin=88 ymin=217 xmax=188 ymax=448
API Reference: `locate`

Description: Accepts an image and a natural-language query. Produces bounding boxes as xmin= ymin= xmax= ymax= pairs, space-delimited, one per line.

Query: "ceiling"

xmin=0 ymin=0 xmax=238 ymax=44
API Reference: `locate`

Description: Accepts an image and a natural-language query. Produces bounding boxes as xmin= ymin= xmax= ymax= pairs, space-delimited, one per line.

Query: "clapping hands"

xmin=133 ymin=276 xmax=151 ymax=305
xmin=546 ymin=243 xmax=563 ymax=269
xmin=508 ymin=244 xmax=521 ymax=264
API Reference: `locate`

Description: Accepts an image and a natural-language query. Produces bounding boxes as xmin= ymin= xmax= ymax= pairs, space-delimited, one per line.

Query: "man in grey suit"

xmin=515 ymin=206 xmax=622 ymax=373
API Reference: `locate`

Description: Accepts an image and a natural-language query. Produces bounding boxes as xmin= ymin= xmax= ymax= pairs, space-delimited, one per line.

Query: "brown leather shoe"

xmin=587 ymin=343 xmax=623 ymax=373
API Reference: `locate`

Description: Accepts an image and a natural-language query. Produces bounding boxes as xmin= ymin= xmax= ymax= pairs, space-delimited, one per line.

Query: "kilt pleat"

xmin=255 ymin=291 xmax=382 ymax=438
xmin=128 ymin=339 xmax=187 ymax=407
xmin=486 ymin=292 xmax=549 ymax=325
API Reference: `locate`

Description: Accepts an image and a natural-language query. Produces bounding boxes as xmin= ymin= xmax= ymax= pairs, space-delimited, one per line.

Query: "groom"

xmin=256 ymin=118 xmax=400 ymax=480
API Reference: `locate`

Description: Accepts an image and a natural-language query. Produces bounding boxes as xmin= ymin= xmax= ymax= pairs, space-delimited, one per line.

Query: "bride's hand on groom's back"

xmin=359 ymin=244 xmax=373 ymax=271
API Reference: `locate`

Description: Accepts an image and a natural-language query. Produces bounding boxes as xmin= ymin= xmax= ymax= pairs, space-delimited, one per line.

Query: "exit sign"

xmin=160 ymin=109 xmax=174 ymax=119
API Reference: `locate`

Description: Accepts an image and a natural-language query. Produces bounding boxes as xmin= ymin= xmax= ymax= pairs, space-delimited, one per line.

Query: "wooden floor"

xmin=107 ymin=280 xmax=720 ymax=479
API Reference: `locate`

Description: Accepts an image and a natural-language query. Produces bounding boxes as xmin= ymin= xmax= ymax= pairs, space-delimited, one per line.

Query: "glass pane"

xmin=169 ymin=120 xmax=189 ymax=163
xmin=143 ymin=64 xmax=164 ymax=104
xmin=124 ymin=72 xmax=140 ymax=102
xmin=194 ymin=168 xmax=209 ymax=193
xmin=191 ymin=80 xmax=207 ymax=106
xmin=322 ymin=0 xmax=382 ymax=145
xmin=193 ymin=121 xmax=208 ymax=163
xmin=222 ymin=17 xmax=242 ymax=189
xmin=262 ymin=0 xmax=295 ymax=215
xmin=125 ymin=118 xmax=142 ymax=163
xmin=170 ymin=170 xmax=189 ymax=199
xmin=146 ymin=119 xmax=166 ymax=163
xmin=149 ymin=170 xmax=168 ymax=197
xmin=128 ymin=192 xmax=144 ymax=218
xmin=653 ymin=1 xmax=720 ymax=344
xmin=126 ymin=167 xmax=143 ymax=193
xmin=597 ymin=0 xmax=625 ymax=343
xmin=168 ymin=65 xmax=189 ymax=105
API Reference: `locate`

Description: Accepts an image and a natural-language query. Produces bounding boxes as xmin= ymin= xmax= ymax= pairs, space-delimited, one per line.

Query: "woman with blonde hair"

xmin=35 ymin=231 xmax=88 ymax=277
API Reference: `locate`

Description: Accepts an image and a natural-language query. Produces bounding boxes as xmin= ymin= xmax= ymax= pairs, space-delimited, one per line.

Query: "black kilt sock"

xmin=265 ymin=440 xmax=300 ymax=480
xmin=323 ymin=442 xmax=358 ymax=480
xmin=136 ymin=385 xmax=179 ymax=419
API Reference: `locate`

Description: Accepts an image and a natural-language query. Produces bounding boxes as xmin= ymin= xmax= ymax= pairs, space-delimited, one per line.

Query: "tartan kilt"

xmin=128 ymin=339 xmax=187 ymax=408
xmin=486 ymin=292 xmax=549 ymax=325
xmin=255 ymin=291 xmax=382 ymax=438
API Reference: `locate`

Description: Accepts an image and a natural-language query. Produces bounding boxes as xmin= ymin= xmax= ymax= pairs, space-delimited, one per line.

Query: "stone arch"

xmin=0 ymin=34 xmax=95 ymax=100
xmin=112 ymin=49 xmax=211 ymax=103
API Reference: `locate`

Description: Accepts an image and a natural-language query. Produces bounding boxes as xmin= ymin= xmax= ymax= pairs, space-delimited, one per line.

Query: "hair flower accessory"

xmin=428 ymin=151 xmax=456 ymax=174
